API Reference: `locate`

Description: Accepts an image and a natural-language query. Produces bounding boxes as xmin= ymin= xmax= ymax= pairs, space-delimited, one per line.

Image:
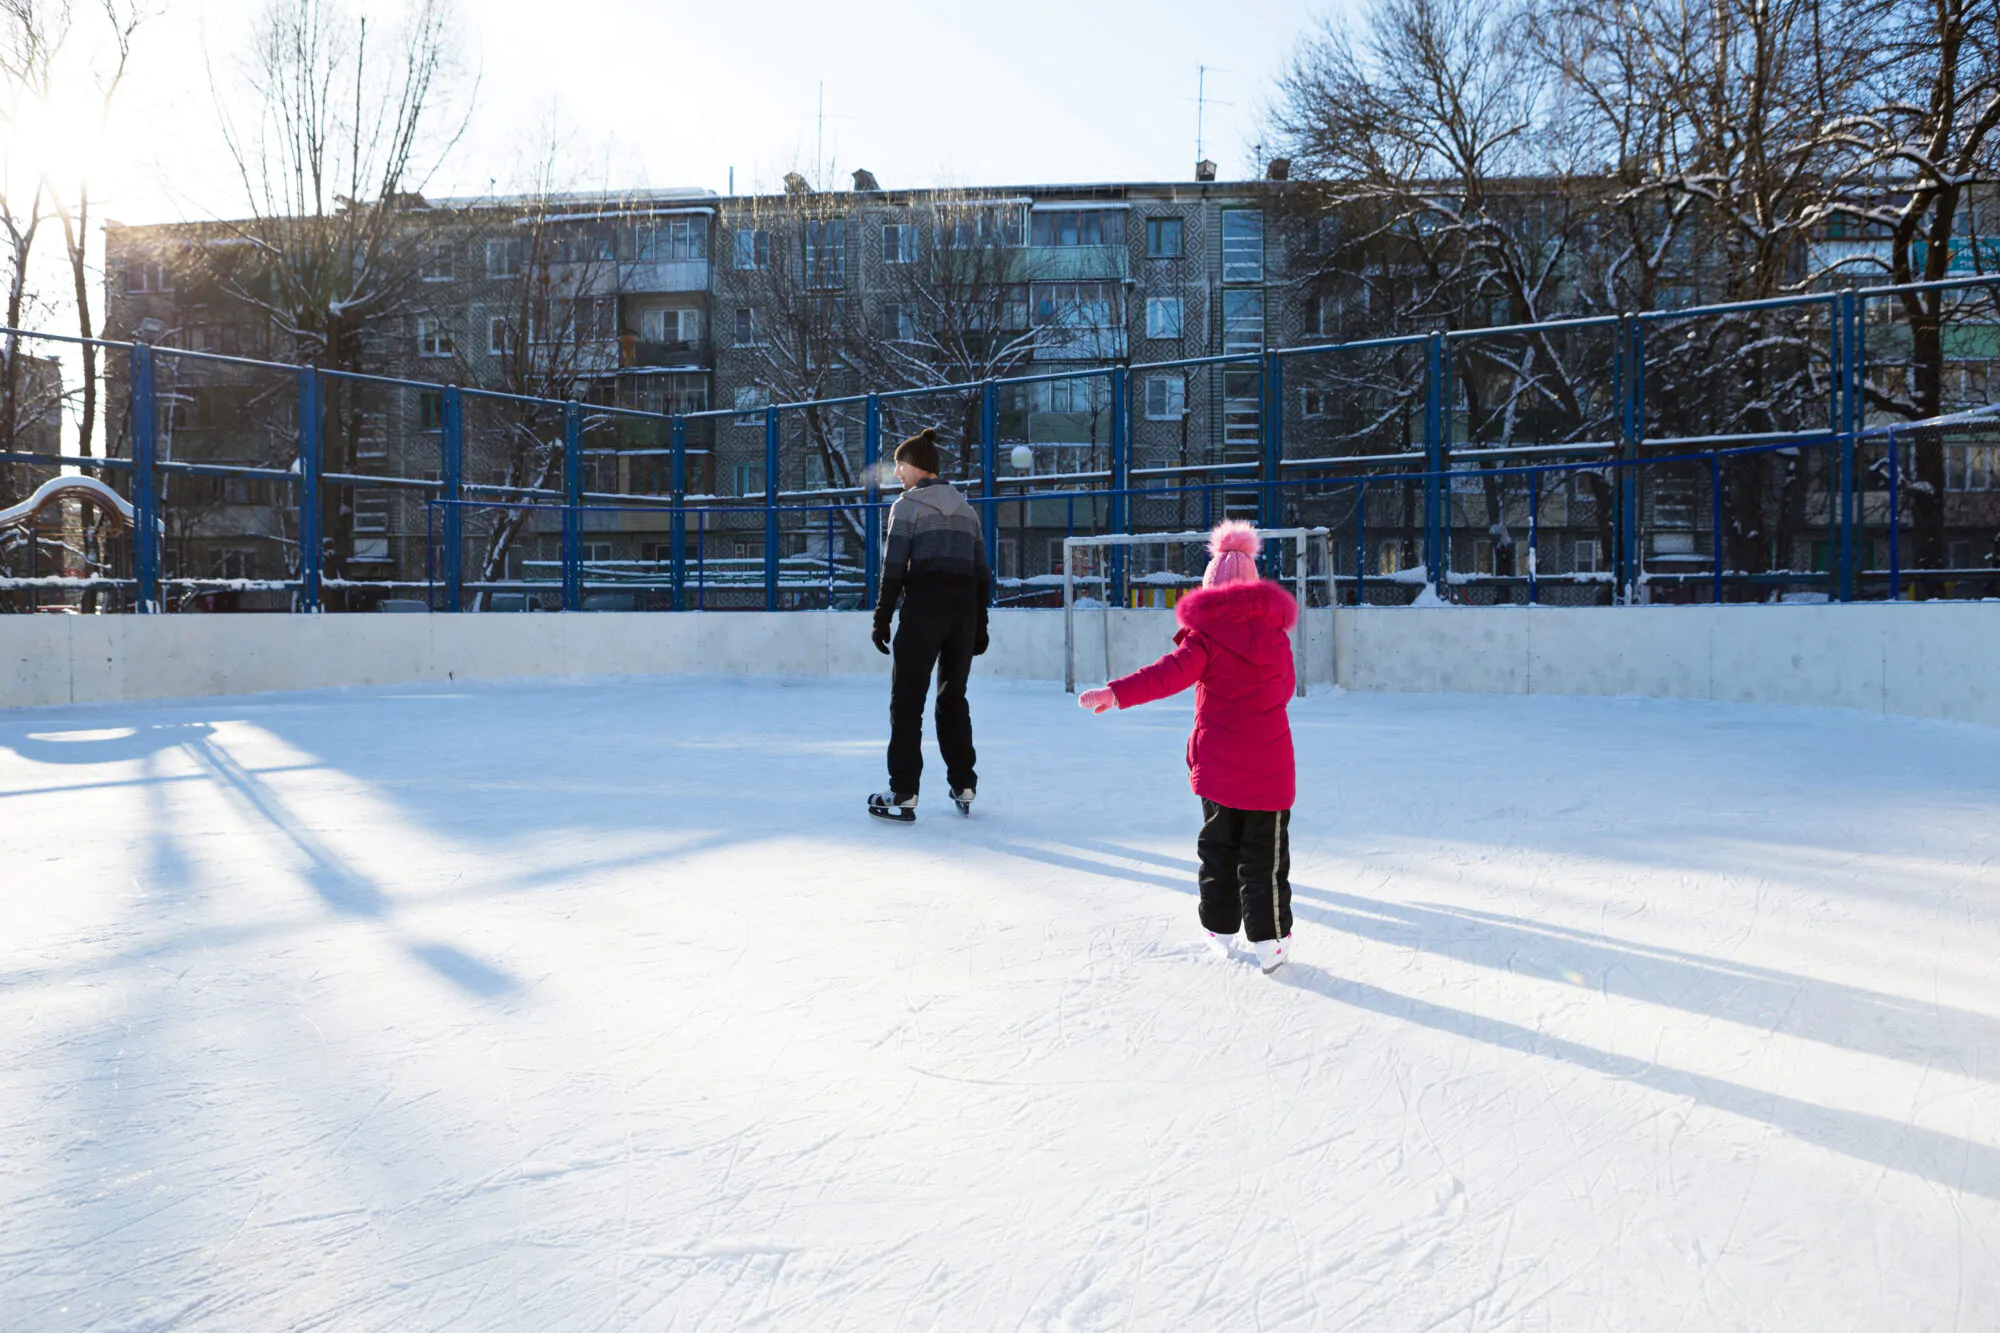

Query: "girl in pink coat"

xmin=1079 ymin=521 xmax=1298 ymax=973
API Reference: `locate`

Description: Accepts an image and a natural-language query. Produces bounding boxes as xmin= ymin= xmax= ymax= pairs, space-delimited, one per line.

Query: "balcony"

xmin=621 ymin=335 xmax=710 ymax=369
xmin=554 ymin=259 xmax=711 ymax=296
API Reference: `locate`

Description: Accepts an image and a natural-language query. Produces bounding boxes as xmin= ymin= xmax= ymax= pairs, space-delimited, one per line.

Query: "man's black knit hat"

xmin=894 ymin=427 xmax=941 ymax=475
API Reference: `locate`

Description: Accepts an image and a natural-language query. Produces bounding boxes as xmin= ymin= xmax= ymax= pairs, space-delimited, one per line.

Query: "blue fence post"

xmin=297 ymin=365 xmax=322 ymax=613
xmin=1618 ymin=314 xmax=1644 ymax=604
xmin=1527 ymin=467 xmax=1540 ymax=606
xmin=1710 ymin=452 xmax=1725 ymax=603
xmin=1261 ymin=351 xmax=1284 ymax=546
xmin=1423 ymin=331 xmax=1446 ymax=596
xmin=562 ymin=400 xmax=582 ymax=611
xmin=1888 ymin=425 xmax=1901 ymax=599
xmin=441 ymin=384 xmax=463 ymax=612
xmin=981 ymin=380 xmax=999 ymax=602
xmin=1836 ymin=288 xmax=1859 ymax=602
xmin=1354 ymin=479 xmax=1366 ymax=607
xmin=864 ymin=393 xmax=881 ymax=608
xmin=129 ymin=341 xmax=159 ymax=613
xmin=763 ymin=405 xmax=780 ymax=611
xmin=1109 ymin=365 xmax=1129 ymax=606
xmin=670 ymin=414 xmax=687 ymax=611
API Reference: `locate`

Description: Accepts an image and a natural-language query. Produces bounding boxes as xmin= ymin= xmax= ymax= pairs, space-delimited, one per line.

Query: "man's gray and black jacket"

xmin=874 ymin=478 xmax=989 ymax=642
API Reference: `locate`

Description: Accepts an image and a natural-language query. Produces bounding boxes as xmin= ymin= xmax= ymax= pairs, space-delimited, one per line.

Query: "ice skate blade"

xmin=953 ymin=799 xmax=972 ymax=817
xmin=1260 ymin=956 xmax=1287 ymax=975
xmin=867 ymin=802 xmax=916 ymax=824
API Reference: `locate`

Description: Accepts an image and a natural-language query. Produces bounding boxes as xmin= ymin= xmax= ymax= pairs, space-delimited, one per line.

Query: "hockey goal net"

xmin=1061 ymin=528 xmax=1335 ymax=695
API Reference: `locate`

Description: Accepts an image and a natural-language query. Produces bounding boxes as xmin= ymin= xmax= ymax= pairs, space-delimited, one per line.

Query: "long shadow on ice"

xmin=990 ymin=832 xmax=2000 ymax=1080
xmin=0 ymin=718 xmax=523 ymax=1002
xmin=1286 ymin=882 xmax=2000 ymax=1079
xmin=1274 ymin=961 xmax=2000 ymax=1203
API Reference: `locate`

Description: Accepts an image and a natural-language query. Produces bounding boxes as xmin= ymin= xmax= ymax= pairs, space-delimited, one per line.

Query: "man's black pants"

xmin=1197 ymin=799 xmax=1293 ymax=942
xmin=888 ymin=586 xmax=979 ymax=796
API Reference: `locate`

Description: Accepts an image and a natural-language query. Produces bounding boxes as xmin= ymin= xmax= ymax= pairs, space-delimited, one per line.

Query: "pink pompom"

xmin=1209 ymin=520 xmax=1261 ymax=559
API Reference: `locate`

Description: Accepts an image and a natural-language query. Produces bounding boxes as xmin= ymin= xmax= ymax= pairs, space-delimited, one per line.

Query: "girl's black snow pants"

xmin=1196 ymin=800 xmax=1292 ymax=943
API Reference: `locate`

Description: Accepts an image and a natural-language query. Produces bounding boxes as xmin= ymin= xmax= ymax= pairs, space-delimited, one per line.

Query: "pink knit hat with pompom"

xmin=1202 ymin=520 xmax=1261 ymax=588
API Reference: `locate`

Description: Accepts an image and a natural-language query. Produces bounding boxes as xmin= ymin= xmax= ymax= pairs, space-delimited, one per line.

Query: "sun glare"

xmin=3 ymin=88 xmax=111 ymax=194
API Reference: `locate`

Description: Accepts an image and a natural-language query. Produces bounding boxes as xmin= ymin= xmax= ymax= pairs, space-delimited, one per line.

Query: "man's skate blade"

xmin=1260 ymin=957 xmax=1287 ymax=974
xmin=953 ymin=799 xmax=971 ymax=817
xmin=867 ymin=803 xmax=916 ymax=824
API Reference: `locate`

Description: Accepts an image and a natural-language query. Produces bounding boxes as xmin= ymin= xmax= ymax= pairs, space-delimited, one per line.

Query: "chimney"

xmin=851 ymin=168 xmax=881 ymax=192
xmin=1195 ymin=159 xmax=1218 ymax=182
xmin=1266 ymin=158 xmax=1291 ymax=181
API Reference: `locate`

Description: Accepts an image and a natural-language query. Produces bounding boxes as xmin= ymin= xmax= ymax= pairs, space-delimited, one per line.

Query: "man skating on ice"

xmin=868 ymin=427 xmax=990 ymax=822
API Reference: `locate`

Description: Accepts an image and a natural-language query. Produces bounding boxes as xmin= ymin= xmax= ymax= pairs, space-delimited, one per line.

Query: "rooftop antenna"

xmin=808 ymin=82 xmax=854 ymax=188
xmin=1192 ymin=66 xmax=1233 ymax=168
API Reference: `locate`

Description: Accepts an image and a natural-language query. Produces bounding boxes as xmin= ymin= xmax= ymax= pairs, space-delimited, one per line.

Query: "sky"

xmin=90 ymin=0 xmax=1334 ymax=228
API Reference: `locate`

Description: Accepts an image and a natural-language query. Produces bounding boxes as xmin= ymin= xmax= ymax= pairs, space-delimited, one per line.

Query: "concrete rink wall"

xmin=4 ymin=603 xmax=1998 ymax=725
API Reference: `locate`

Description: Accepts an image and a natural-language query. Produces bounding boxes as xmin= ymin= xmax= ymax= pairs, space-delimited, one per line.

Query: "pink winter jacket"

xmin=1107 ymin=579 xmax=1299 ymax=811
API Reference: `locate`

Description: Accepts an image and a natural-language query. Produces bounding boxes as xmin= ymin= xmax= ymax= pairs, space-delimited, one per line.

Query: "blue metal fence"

xmin=3 ymin=272 xmax=1998 ymax=613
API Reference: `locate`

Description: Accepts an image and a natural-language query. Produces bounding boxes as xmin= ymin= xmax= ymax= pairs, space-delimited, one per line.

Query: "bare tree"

xmin=0 ymin=0 xmax=53 ymax=491
xmin=203 ymin=0 xmax=468 ymax=601
xmin=459 ymin=178 xmax=629 ymax=609
xmin=42 ymin=0 xmax=146 ymax=460
xmin=1271 ymin=0 xmax=1620 ymax=590
xmin=1830 ymin=0 xmax=2000 ymax=577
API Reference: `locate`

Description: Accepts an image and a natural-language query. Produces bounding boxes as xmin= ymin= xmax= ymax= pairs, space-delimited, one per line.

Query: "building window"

xmin=1145 ymin=296 xmax=1183 ymax=339
xmin=1026 ymin=377 xmax=1109 ymax=414
xmin=880 ymin=302 xmax=916 ymax=342
xmin=485 ymin=238 xmax=522 ymax=278
xmin=1144 ymin=374 xmax=1187 ymax=420
xmin=642 ymin=308 xmax=701 ymax=343
xmin=123 ymin=261 xmax=170 ymax=293
xmin=1146 ymin=216 xmax=1184 ymax=258
xmin=631 ymin=215 xmax=707 ymax=262
xmin=1300 ymin=388 xmax=1328 ymax=418
xmin=1221 ymin=290 xmax=1263 ymax=354
xmin=1378 ymin=541 xmax=1403 ymax=574
xmin=732 ymin=462 xmax=766 ymax=494
xmin=804 ymin=218 xmax=846 ymax=289
xmin=882 ymin=223 xmax=916 ymax=264
xmin=352 ymin=488 xmax=390 ymax=534
xmin=416 ymin=316 xmax=454 ymax=358
xmin=733 ymin=385 xmax=769 ymax=426
xmin=1032 ymin=281 xmax=1115 ymax=328
xmin=936 ymin=201 xmax=1027 ymax=249
xmin=735 ymin=228 xmax=771 ymax=270
xmin=418 ymin=390 xmax=443 ymax=430
xmin=1031 ymin=209 xmax=1124 ymax=248
xmin=488 ymin=318 xmax=512 ymax=356
xmin=420 ymin=242 xmax=453 ymax=282
xmin=1949 ymin=443 xmax=1999 ymax=491
xmin=1573 ymin=539 xmax=1598 ymax=573
xmin=1221 ymin=209 xmax=1264 ymax=283
xmin=734 ymin=307 xmax=764 ymax=346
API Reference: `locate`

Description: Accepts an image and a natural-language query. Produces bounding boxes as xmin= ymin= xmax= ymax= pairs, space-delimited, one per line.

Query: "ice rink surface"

xmin=3 ymin=674 xmax=1999 ymax=1331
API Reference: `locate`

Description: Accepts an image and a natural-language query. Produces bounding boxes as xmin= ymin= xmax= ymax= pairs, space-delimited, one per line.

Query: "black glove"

xmin=974 ymin=620 xmax=989 ymax=656
xmin=873 ymin=620 xmax=892 ymax=655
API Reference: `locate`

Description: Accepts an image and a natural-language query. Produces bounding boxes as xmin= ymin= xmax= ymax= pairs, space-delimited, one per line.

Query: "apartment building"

xmin=101 ymin=167 xmax=2000 ymax=609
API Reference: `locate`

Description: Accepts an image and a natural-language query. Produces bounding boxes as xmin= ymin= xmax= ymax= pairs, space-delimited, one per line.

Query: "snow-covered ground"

xmin=4 ymin=675 xmax=1999 ymax=1331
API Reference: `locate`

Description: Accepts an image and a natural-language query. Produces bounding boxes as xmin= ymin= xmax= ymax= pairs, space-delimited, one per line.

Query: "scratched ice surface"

xmin=3 ymin=676 xmax=1997 ymax=1331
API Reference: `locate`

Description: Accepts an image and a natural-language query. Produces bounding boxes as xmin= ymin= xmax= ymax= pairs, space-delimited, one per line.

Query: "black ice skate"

xmin=951 ymin=787 xmax=975 ymax=817
xmin=868 ymin=791 xmax=917 ymax=823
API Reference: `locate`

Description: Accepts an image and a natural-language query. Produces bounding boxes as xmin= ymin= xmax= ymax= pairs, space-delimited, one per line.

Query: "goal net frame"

xmin=1062 ymin=527 xmax=1336 ymax=695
